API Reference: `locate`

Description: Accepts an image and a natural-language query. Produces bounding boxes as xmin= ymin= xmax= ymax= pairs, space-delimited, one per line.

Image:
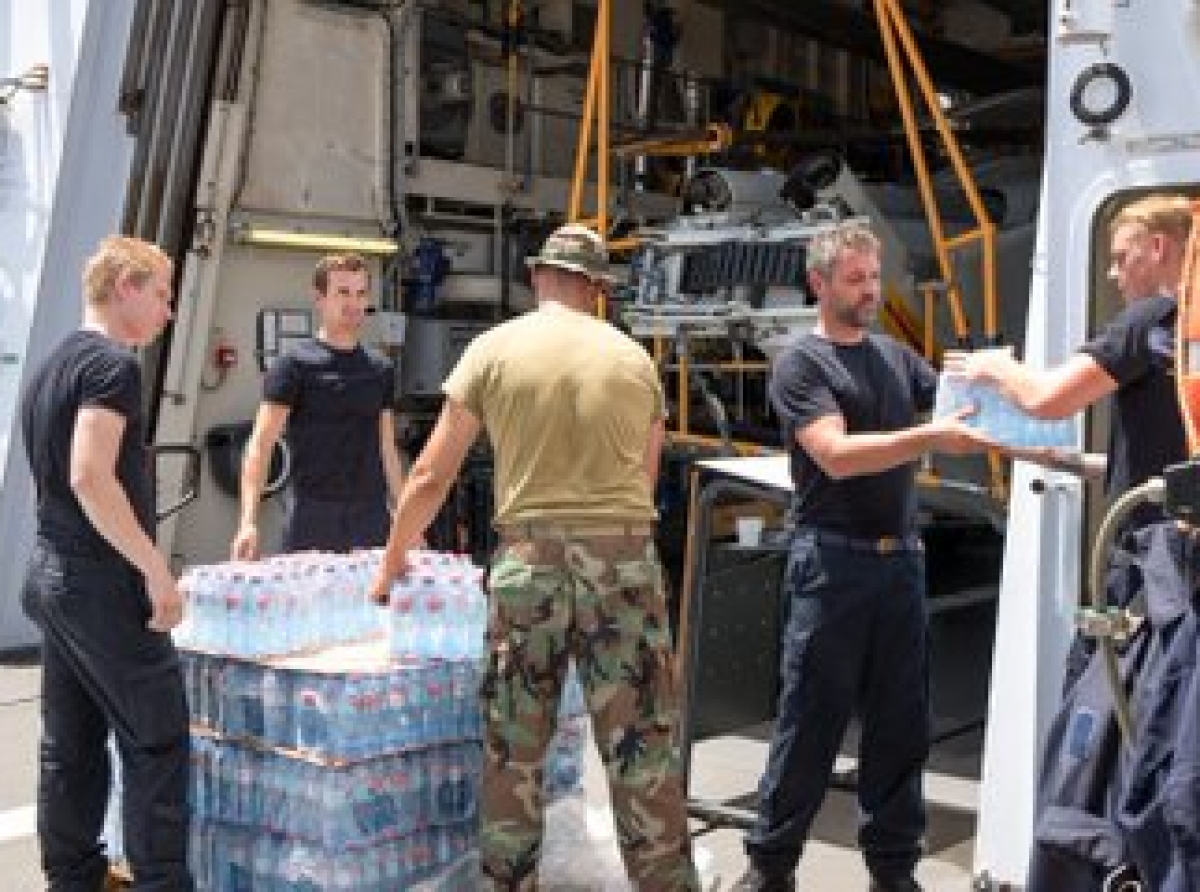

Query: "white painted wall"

xmin=0 ymin=0 xmax=137 ymax=649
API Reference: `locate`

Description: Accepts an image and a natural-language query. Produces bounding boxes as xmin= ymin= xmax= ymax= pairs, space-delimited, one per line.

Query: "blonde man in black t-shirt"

xmin=20 ymin=236 xmax=193 ymax=890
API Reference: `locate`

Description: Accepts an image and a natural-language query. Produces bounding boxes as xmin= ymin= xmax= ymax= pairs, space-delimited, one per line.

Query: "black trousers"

xmin=22 ymin=543 xmax=193 ymax=892
xmin=745 ymin=535 xmax=931 ymax=881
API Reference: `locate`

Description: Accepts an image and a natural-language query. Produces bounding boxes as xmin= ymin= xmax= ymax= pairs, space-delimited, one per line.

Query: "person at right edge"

xmin=944 ymin=193 xmax=1191 ymax=687
xmin=733 ymin=222 xmax=995 ymax=892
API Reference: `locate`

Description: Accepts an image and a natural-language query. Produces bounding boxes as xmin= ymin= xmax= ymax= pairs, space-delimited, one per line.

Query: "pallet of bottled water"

xmin=181 ymin=644 xmax=482 ymax=761
xmin=934 ymin=372 xmax=1075 ymax=450
xmin=188 ymin=736 xmax=481 ymax=888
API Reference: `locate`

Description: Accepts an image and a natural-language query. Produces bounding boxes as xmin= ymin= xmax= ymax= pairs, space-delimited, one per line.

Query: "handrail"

xmin=568 ymin=0 xmax=611 ymax=239
xmin=873 ymin=0 xmax=1000 ymax=346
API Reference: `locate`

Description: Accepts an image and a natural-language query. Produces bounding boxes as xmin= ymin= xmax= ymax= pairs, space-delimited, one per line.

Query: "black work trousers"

xmin=22 ymin=542 xmax=193 ymax=892
xmin=745 ymin=534 xmax=931 ymax=882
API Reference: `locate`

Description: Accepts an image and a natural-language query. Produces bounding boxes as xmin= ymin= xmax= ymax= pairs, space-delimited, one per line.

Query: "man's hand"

xmin=231 ymin=523 xmax=259 ymax=561
xmin=369 ymin=552 xmax=412 ymax=606
xmin=145 ymin=565 xmax=185 ymax=632
xmin=942 ymin=347 xmax=1018 ymax=386
xmin=924 ymin=404 xmax=998 ymax=456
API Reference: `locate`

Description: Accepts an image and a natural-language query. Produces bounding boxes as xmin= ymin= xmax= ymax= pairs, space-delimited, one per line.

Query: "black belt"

xmin=795 ymin=528 xmax=923 ymax=554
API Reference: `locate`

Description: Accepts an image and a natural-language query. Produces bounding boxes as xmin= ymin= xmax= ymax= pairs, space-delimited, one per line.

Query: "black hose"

xmin=1087 ymin=477 xmax=1166 ymax=743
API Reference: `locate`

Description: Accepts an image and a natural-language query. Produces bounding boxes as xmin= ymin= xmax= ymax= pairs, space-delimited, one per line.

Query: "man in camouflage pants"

xmin=370 ymin=224 xmax=700 ymax=891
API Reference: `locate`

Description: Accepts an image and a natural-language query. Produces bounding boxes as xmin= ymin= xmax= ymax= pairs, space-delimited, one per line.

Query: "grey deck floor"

xmin=0 ymin=596 xmax=996 ymax=891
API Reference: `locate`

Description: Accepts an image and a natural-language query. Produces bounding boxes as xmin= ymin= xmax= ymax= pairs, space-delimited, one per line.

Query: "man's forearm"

xmin=76 ymin=475 xmax=169 ymax=580
xmin=819 ymin=425 xmax=935 ymax=479
xmin=381 ymin=467 xmax=453 ymax=572
xmin=238 ymin=456 xmax=268 ymax=526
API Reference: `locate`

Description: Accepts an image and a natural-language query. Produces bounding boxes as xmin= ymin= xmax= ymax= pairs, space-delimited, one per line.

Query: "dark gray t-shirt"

xmin=769 ymin=331 xmax=937 ymax=538
xmin=263 ymin=339 xmax=395 ymax=502
xmin=21 ymin=329 xmax=153 ymax=561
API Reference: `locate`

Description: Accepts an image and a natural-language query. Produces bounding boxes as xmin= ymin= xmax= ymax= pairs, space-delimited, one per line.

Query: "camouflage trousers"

xmin=479 ymin=529 xmax=701 ymax=892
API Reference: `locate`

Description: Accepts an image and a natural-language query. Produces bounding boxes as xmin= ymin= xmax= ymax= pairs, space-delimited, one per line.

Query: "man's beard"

xmin=832 ymin=301 xmax=876 ymax=330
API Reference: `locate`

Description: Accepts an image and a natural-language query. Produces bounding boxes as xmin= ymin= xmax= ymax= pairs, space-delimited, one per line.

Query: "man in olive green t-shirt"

xmin=370 ymin=224 xmax=700 ymax=891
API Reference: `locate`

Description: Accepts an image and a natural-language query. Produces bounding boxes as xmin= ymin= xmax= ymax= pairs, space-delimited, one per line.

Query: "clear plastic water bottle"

xmin=295 ymin=680 xmax=329 ymax=755
xmin=389 ymin=576 xmax=418 ymax=659
xmin=261 ymin=668 xmax=291 ymax=748
xmin=386 ymin=666 xmax=412 ymax=752
xmin=250 ymin=832 xmax=275 ymax=889
xmin=443 ymin=573 xmax=469 ymax=659
xmin=242 ymin=664 xmax=265 ymax=740
xmin=420 ymin=575 xmax=447 ymax=658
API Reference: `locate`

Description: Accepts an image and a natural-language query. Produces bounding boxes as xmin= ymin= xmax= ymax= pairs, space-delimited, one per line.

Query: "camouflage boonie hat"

xmin=524 ymin=224 xmax=613 ymax=282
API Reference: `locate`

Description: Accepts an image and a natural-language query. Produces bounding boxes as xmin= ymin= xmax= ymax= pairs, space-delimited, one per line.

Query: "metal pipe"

xmin=119 ymin=0 xmax=172 ymax=235
xmin=597 ymin=0 xmax=610 ymax=238
xmin=136 ymin=0 xmax=199 ymax=240
xmin=157 ymin=0 xmax=227 ymax=256
xmin=228 ymin=0 xmax=269 ymax=211
xmin=504 ymin=0 xmax=521 ymax=191
xmin=117 ymin=0 xmax=158 ymax=116
xmin=568 ymin=16 xmax=600 ymax=222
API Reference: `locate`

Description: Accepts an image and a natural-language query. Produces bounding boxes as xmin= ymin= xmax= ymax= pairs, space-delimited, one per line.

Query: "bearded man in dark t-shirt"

xmin=231 ymin=253 xmax=406 ymax=557
xmin=733 ymin=223 xmax=993 ymax=892
xmin=20 ymin=236 xmax=193 ymax=891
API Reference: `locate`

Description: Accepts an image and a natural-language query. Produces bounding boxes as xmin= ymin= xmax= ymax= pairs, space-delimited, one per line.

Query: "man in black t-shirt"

xmin=945 ymin=193 xmax=1191 ymax=513
xmin=733 ymin=223 xmax=992 ymax=892
xmin=20 ymin=236 xmax=193 ymax=890
xmin=232 ymin=253 xmax=406 ymax=557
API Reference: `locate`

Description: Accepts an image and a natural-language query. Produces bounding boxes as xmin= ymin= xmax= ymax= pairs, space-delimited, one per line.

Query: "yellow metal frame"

xmin=873 ymin=0 xmax=1000 ymax=345
xmin=611 ymin=123 xmax=734 ymax=159
xmin=568 ymin=0 xmax=611 ymax=238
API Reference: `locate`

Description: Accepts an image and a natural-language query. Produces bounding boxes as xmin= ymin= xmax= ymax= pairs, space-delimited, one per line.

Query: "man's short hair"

xmin=805 ymin=221 xmax=881 ymax=280
xmin=1111 ymin=194 xmax=1193 ymax=246
xmin=313 ymin=253 xmax=370 ymax=293
xmin=82 ymin=236 xmax=171 ymax=307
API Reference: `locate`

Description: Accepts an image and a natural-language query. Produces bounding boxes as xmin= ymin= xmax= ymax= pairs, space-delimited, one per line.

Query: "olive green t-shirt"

xmin=442 ymin=302 xmax=666 ymax=525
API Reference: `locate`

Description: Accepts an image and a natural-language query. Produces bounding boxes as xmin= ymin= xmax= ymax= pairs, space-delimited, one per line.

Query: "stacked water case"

xmin=168 ymin=548 xmax=586 ymax=890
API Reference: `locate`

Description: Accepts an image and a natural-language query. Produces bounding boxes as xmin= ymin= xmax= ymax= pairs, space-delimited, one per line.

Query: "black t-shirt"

xmin=769 ymin=332 xmax=937 ymax=537
xmin=264 ymin=339 xmax=395 ymax=501
xmin=20 ymin=329 xmax=154 ymax=561
xmin=1079 ymin=294 xmax=1187 ymax=498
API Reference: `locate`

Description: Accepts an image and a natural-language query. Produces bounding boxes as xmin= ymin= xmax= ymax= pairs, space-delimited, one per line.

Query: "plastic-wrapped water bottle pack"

xmin=176 ymin=551 xmax=388 ymax=658
xmin=934 ymin=372 xmax=1075 ymax=450
xmin=181 ymin=650 xmax=484 ymax=760
xmin=187 ymin=736 xmax=481 ymax=849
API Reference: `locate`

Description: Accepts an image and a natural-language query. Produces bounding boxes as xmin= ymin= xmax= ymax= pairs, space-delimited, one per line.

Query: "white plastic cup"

xmin=736 ymin=516 xmax=765 ymax=547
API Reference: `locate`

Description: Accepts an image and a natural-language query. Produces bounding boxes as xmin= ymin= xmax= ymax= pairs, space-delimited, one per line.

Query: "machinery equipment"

xmin=6 ymin=0 xmax=1200 ymax=886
